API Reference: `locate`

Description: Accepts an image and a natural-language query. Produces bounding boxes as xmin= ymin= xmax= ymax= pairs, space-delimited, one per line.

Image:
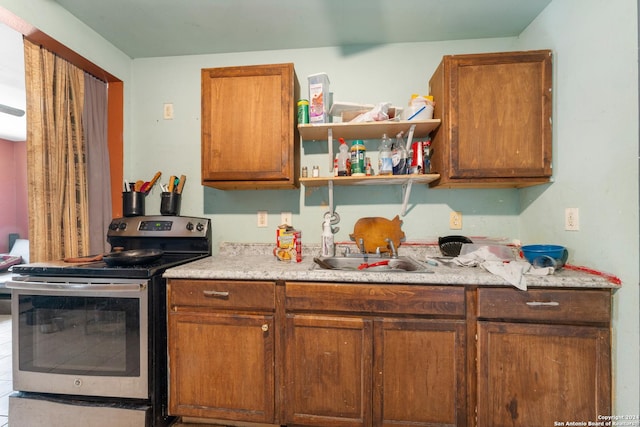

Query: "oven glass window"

xmin=17 ymin=295 xmax=141 ymax=376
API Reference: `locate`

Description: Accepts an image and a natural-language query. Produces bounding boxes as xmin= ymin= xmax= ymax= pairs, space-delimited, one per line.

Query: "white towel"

xmin=453 ymin=246 xmax=553 ymax=290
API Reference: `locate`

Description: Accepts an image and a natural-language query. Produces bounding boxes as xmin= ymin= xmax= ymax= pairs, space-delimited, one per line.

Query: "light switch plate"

xmin=163 ymin=103 xmax=174 ymax=120
xmin=281 ymin=212 xmax=292 ymax=226
xmin=257 ymin=211 xmax=268 ymax=227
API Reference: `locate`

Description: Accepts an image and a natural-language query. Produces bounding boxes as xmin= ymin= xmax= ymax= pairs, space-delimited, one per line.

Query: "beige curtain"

xmin=84 ymin=74 xmax=111 ymax=254
xmin=23 ymin=39 xmax=89 ymax=262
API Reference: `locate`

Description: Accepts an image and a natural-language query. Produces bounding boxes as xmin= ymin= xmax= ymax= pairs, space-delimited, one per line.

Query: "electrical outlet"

xmin=163 ymin=103 xmax=174 ymax=120
xmin=281 ymin=212 xmax=292 ymax=226
xmin=565 ymin=208 xmax=579 ymax=231
xmin=257 ymin=211 xmax=268 ymax=228
xmin=449 ymin=211 xmax=462 ymax=230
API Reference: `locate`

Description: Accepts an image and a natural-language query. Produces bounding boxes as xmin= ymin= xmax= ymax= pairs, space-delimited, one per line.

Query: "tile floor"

xmin=0 ymin=314 xmax=12 ymax=427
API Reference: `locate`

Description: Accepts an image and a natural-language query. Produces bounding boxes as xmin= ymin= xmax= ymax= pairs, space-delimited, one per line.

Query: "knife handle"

xmin=176 ymin=175 xmax=186 ymax=194
xmin=167 ymin=175 xmax=176 ymax=192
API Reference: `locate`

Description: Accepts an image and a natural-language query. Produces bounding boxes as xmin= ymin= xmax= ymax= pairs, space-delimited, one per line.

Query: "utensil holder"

xmin=160 ymin=192 xmax=181 ymax=216
xmin=123 ymin=192 xmax=145 ymax=217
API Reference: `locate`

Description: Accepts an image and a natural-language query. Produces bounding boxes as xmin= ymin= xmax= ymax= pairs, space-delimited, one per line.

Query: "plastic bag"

xmin=350 ymin=102 xmax=391 ymax=123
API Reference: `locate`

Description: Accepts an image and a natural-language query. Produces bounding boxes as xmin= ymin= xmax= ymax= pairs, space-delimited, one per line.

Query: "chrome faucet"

xmin=385 ymin=238 xmax=398 ymax=258
xmin=358 ymin=238 xmax=366 ymax=254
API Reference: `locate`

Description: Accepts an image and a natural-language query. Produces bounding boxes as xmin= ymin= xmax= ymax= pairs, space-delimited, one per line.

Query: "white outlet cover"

xmin=565 ymin=207 xmax=579 ymax=231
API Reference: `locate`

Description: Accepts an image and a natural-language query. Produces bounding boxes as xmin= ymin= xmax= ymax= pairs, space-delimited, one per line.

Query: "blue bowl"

xmin=521 ymin=244 xmax=568 ymax=265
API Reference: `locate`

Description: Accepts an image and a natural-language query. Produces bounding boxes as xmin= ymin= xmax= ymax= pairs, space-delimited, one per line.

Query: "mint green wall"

xmin=2 ymin=0 xmax=638 ymax=416
xmin=130 ymin=38 xmax=521 ymax=248
xmin=515 ymin=0 xmax=639 ymax=414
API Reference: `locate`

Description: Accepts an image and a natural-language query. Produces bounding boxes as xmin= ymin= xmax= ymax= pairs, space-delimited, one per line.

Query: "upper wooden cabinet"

xmin=201 ymin=63 xmax=300 ymax=189
xmin=428 ymin=50 xmax=553 ymax=188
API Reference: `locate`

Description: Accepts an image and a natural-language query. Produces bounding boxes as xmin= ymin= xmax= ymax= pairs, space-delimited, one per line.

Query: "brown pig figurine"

xmin=349 ymin=215 xmax=405 ymax=254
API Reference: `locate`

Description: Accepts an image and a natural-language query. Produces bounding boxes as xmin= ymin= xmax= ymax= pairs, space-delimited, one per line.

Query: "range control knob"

xmin=186 ymin=222 xmax=194 ymax=231
xmin=108 ymin=222 xmax=119 ymax=231
xmin=196 ymin=223 xmax=205 ymax=232
xmin=118 ymin=222 xmax=127 ymax=230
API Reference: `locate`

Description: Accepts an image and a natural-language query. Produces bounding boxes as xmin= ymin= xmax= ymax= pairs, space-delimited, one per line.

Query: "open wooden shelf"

xmin=298 ymin=119 xmax=441 ymax=141
xmin=300 ymin=174 xmax=440 ymax=188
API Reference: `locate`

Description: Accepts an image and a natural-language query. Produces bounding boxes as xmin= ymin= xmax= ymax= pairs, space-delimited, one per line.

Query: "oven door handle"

xmin=6 ymin=280 xmax=146 ymax=293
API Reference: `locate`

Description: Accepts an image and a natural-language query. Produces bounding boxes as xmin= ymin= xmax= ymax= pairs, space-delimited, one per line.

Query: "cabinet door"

xmin=373 ymin=318 xmax=466 ymax=427
xmin=285 ymin=314 xmax=373 ymax=427
xmin=429 ymin=50 xmax=552 ymax=188
xmin=477 ymin=321 xmax=611 ymax=427
xmin=201 ymin=63 xmax=299 ymax=189
xmin=168 ymin=311 xmax=275 ymax=423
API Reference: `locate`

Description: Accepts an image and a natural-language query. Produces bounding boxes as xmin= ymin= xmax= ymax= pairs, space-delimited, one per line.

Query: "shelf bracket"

xmin=327 ymin=128 xmax=334 ymax=172
xmin=328 ymin=179 xmax=335 ymax=215
xmin=400 ymin=179 xmax=413 ymax=217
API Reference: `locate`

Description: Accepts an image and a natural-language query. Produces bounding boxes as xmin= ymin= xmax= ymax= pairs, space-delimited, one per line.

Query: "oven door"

xmin=7 ymin=277 xmax=149 ymax=399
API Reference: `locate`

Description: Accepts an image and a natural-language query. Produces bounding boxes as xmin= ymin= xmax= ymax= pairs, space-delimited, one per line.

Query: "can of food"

xmin=297 ymin=99 xmax=309 ymax=124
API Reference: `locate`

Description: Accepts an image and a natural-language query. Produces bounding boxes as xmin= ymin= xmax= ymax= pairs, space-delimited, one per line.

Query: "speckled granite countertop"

xmin=163 ymin=243 xmax=619 ymax=289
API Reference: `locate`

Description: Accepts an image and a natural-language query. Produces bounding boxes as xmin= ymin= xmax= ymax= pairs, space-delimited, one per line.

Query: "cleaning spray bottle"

xmin=337 ymin=138 xmax=350 ymax=176
xmin=392 ymin=131 xmax=408 ymax=175
xmin=321 ymin=216 xmax=335 ymax=257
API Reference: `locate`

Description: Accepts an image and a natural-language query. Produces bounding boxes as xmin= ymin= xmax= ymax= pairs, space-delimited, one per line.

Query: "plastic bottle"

xmin=337 ymin=138 xmax=350 ymax=176
xmin=350 ymin=140 xmax=366 ymax=176
xmin=321 ymin=217 xmax=335 ymax=257
xmin=378 ymin=133 xmax=393 ymax=176
xmin=392 ymin=132 xmax=408 ymax=175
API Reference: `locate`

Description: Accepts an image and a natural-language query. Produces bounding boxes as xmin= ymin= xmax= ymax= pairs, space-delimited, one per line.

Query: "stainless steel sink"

xmin=313 ymin=256 xmax=430 ymax=272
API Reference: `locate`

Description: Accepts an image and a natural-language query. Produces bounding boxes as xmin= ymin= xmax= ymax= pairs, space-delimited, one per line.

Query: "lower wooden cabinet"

xmin=285 ymin=282 xmax=467 ymax=427
xmin=475 ymin=288 xmax=612 ymax=427
xmin=285 ymin=314 xmax=373 ymax=426
xmin=477 ymin=322 xmax=610 ymax=426
xmin=167 ymin=280 xmax=277 ymax=423
xmin=285 ymin=314 xmax=466 ymax=427
xmin=166 ymin=280 xmax=612 ymax=427
xmin=374 ymin=318 xmax=466 ymax=427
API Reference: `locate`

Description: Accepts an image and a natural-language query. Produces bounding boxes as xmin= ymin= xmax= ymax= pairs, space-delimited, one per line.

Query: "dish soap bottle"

xmin=336 ymin=138 xmax=350 ymax=176
xmin=378 ymin=133 xmax=393 ymax=176
xmin=321 ymin=216 xmax=335 ymax=257
xmin=392 ymin=132 xmax=408 ymax=175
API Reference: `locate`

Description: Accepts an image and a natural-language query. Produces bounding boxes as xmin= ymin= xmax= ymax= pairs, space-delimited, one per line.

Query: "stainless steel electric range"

xmin=7 ymin=215 xmax=211 ymax=427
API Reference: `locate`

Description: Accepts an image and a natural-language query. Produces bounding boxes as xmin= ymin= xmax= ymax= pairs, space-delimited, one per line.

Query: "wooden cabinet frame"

xmin=201 ymin=63 xmax=300 ymax=189
xmin=429 ymin=50 xmax=553 ymax=188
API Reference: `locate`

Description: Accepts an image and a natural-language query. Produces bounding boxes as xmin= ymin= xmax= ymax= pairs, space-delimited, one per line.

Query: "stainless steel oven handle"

xmin=6 ymin=280 xmax=146 ymax=293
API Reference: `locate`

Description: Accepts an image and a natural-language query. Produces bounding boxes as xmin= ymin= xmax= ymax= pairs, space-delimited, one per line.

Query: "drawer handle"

xmin=203 ymin=290 xmax=230 ymax=298
xmin=526 ymin=301 xmax=560 ymax=307
xmin=261 ymin=324 xmax=269 ymax=332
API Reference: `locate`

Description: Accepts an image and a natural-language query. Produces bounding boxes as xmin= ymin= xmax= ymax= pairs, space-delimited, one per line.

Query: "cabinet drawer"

xmin=286 ymin=282 xmax=465 ymax=316
xmin=477 ymin=288 xmax=611 ymax=323
xmin=169 ymin=280 xmax=275 ymax=311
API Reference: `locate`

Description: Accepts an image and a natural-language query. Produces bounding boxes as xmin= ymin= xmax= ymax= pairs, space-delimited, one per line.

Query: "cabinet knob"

xmin=261 ymin=324 xmax=269 ymax=332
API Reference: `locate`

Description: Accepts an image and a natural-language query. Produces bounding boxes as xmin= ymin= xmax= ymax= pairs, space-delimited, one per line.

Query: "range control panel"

xmin=108 ymin=215 xmax=210 ymax=238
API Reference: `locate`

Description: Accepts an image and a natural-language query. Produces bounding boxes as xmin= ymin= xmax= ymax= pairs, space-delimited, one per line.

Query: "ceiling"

xmin=1 ymin=0 xmax=553 ymax=141
xmin=52 ymin=0 xmax=553 ymax=59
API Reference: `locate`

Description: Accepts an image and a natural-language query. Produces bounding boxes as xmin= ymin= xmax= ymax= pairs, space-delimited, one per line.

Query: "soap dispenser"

xmin=321 ymin=217 xmax=335 ymax=257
